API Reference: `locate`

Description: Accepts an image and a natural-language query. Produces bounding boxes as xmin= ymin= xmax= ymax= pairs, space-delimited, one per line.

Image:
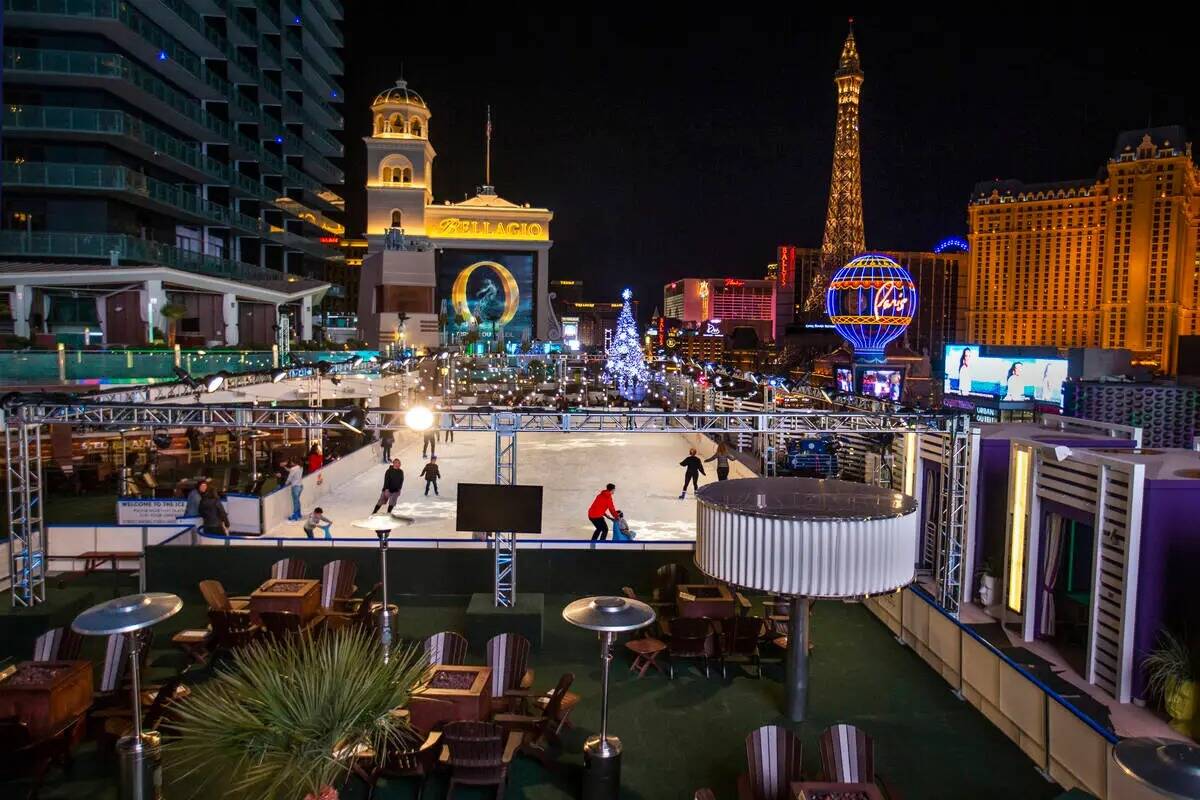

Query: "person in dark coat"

xmin=371 ymin=458 xmax=405 ymax=514
xmin=380 ymin=429 xmax=394 ymax=463
xmin=198 ymin=486 xmax=229 ymax=535
xmin=420 ymin=456 xmax=441 ymax=496
xmin=678 ymin=448 xmax=705 ymax=499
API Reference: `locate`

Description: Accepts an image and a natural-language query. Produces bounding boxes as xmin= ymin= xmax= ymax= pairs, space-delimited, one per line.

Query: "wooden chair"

xmin=424 ymin=631 xmax=469 ymax=666
xmin=32 ymin=627 xmax=82 ymax=662
xmin=493 ymin=672 xmax=575 ymax=768
xmin=652 ymin=563 xmax=687 ymax=607
xmin=270 ymin=557 xmax=307 ymax=580
xmin=738 ymin=725 xmax=804 ymax=800
xmin=440 ymin=720 xmax=522 ymax=800
xmin=97 ymin=633 xmax=130 ymax=698
xmin=694 ymin=790 xmax=717 ymax=800
xmin=101 ymin=674 xmax=188 ymax=744
xmin=486 ymin=633 xmax=535 ymax=712
xmin=320 ymin=560 xmax=358 ymax=613
xmin=198 ymin=579 xmax=249 ymax=612
xmin=352 ymin=730 xmax=442 ymax=800
xmin=819 ymin=723 xmax=889 ymax=792
xmin=665 ymin=617 xmax=718 ymax=679
xmin=621 ymin=585 xmax=673 ymax=624
xmin=260 ymin=610 xmax=319 ymax=641
xmin=719 ymin=616 xmax=766 ymax=679
xmin=0 ymin=714 xmax=85 ymax=800
xmin=208 ymin=609 xmax=260 ymax=652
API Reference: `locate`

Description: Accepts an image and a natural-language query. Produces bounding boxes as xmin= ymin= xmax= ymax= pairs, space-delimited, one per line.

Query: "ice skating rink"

xmin=267 ymin=431 xmax=727 ymax=542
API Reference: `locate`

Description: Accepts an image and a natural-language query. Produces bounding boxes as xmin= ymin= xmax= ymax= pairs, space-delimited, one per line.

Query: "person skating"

xmin=587 ymin=483 xmax=618 ymax=541
xmin=198 ymin=485 xmax=229 ymax=535
xmin=613 ymin=510 xmax=637 ymax=542
xmin=284 ymin=459 xmax=304 ymax=520
xmin=421 ymin=430 xmax=437 ymax=458
xmin=371 ymin=458 xmax=405 ymax=515
xmin=678 ymin=448 xmax=705 ymax=498
xmin=379 ymin=429 xmax=394 ymax=463
xmin=303 ymin=507 xmax=333 ymax=539
xmin=705 ymin=442 xmax=731 ymax=481
xmin=420 ymin=456 xmax=440 ymax=496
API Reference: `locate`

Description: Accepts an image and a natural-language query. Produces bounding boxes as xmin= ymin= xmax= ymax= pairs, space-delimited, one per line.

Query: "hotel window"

xmin=390 ymin=210 xmax=402 ymax=228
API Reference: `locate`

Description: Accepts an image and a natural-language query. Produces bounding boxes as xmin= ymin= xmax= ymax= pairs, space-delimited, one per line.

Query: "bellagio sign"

xmin=432 ymin=217 xmax=547 ymax=240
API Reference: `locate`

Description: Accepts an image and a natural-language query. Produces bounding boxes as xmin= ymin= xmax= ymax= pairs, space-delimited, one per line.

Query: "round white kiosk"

xmin=695 ymin=477 xmax=918 ymax=721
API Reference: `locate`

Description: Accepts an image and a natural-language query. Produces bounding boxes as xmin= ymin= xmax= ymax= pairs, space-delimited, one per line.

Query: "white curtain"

xmin=1039 ymin=514 xmax=1065 ymax=637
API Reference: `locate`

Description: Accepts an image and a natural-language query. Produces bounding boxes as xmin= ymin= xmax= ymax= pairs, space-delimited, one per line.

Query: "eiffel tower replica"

xmin=806 ymin=23 xmax=866 ymax=311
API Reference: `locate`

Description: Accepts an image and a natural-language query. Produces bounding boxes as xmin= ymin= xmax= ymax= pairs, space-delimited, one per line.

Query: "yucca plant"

xmin=169 ymin=628 xmax=427 ymax=800
xmin=1143 ymin=628 xmax=1194 ymax=705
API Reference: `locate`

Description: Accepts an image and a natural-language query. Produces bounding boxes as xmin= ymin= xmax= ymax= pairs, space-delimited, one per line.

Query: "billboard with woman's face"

xmin=944 ymin=344 xmax=1067 ymax=406
xmin=436 ymin=250 xmax=536 ymax=340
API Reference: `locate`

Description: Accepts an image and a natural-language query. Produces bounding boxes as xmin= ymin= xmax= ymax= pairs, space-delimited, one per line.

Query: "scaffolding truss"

xmin=935 ymin=414 xmax=972 ymax=613
xmin=493 ymin=412 xmax=518 ymax=608
xmin=3 ymin=411 xmax=45 ymax=607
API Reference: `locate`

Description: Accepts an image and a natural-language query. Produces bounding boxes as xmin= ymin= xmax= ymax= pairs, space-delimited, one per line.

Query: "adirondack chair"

xmin=493 ymin=672 xmax=575 ymax=768
xmin=198 ymin=579 xmax=249 ymax=612
xmin=485 ymin=633 xmax=535 ymax=712
xmin=440 ymin=721 xmax=522 ymax=800
xmin=424 ymin=631 xmax=469 ymax=666
xmin=819 ymin=723 xmax=897 ymax=796
xmin=320 ymin=559 xmax=358 ymax=613
xmin=738 ymin=725 xmax=804 ymax=800
xmin=32 ymin=627 xmax=82 ymax=662
xmin=270 ymin=557 xmax=307 ymax=579
xmin=352 ymin=730 xmax=442 ymax=800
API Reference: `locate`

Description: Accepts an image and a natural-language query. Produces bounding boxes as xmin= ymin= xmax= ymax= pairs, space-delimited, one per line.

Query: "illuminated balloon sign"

xmin=825 ymin=253 xmax=918 ymax=362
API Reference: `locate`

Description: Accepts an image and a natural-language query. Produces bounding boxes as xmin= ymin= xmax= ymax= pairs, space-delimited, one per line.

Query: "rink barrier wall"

xmin=862 ymin=586 xmax=1157 ymax=800
xmin=262 ymin=440 xmax=383 ymax=532
xmin=145 ymin=542 xmax=697 ymax=605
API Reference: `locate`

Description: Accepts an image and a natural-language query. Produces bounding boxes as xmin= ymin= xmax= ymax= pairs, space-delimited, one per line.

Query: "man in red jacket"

xmin=587 ymin=483 xmax=618 ymax=541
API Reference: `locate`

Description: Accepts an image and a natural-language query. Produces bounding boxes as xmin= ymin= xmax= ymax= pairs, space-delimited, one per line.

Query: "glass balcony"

xmin=4 ymin=48 xmax=337 ymax=197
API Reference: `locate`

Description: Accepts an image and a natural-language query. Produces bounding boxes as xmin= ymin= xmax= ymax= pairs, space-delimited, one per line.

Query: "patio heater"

xmin=1112 ymin=737 xmax=1200 ymax=799
xmin=351 ymin=514 xmax=403 ymax=662
xmin=73 ymin=593 xmax=182 ymax=800
xmin=694 ymin=477 xmax=918 ymax=721
xmin=563 ymin=595 xmax=655 ymax=800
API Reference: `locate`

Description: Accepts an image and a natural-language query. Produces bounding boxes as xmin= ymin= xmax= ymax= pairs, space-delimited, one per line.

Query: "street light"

xmin=563 ymin=595 xmax=655 ymax=800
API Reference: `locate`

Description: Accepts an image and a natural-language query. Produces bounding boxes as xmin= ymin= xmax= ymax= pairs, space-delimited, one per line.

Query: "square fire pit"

xmin=249 ymin=578 xmax=321 ymax=624
xmin=0 ymin=660 xmax=92 ymax=739
xmin=407 ymin=664 xmax=492 ymax=733
xmin=677 ymin=583 xmax=736 ymax=619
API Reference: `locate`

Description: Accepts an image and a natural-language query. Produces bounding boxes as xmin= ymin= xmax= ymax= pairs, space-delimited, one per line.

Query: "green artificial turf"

xmin=2 ymin=592 xmax=1065 ymax=800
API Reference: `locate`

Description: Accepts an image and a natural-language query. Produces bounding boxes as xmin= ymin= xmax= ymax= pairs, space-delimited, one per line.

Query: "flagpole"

xmin=485 ymin=105 xmax=492 ymax=186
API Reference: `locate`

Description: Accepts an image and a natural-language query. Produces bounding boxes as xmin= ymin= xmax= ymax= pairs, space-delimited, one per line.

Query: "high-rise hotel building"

xmin=966 ymin=127 xmax=1200 ymax=372
xmin=0 ymin=1 xmax=350 ymax=344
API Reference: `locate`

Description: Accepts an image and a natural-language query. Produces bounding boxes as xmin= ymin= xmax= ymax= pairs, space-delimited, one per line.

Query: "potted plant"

xmin=1143 ymin=629 xmax=1196 ymax=734
xmin=159 ymin=303 xmax=188 ymax=347
xmin=170 ymin=628 xmax=426 ymax=800
xmin=978 ymin=560 xmax=997 ymax=607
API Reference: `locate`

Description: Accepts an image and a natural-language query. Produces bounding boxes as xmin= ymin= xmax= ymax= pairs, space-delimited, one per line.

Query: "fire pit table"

xmin=249 ymin=578 xmax=320 ymax=624
xmin=407 ymin=664 xmax=492 ymax=732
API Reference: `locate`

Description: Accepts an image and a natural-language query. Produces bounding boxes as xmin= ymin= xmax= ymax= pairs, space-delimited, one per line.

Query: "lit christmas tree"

xmin=604 ymin=288 xmax=651 ymax=401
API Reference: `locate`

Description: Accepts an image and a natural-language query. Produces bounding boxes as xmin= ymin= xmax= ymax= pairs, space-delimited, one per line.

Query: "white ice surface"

xmin=266 ymin=431 xmax=718 ymax=542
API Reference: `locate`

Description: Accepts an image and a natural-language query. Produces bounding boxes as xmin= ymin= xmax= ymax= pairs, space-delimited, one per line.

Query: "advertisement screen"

xmin=944 ymin=344 xmax=1067 ymax=406
xmin=437 ymin=249 xmax=537 ymax=341
xmin=835 ymin=368 xmax=853 ymax=393
xmin=858 ymin=368 xmax=903 ymax=401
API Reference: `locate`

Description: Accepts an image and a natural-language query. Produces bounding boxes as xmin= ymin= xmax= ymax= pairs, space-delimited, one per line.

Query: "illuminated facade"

xmin=808 ymin=25 xmax=867 ymax=311
xmin=778 ymin=245 xmax=965 ymax=365
xmin=662 ymin=278 xmax=775 ymax=343
xmin=358 ymin=81 xmax=553 ymax=348
xmin=966 ymin=127 xmax=1200 ymax=372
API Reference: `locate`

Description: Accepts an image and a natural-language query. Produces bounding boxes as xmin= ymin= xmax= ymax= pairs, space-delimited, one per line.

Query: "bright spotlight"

xmin=405 ymin=405 xmax=434 ymax=431
xmin=202 ymin=371 xmax=227 ymax=393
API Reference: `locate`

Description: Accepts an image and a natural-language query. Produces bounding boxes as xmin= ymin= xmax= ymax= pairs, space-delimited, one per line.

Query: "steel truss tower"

xmin=808 ymin=24 xmax=867 ymax=311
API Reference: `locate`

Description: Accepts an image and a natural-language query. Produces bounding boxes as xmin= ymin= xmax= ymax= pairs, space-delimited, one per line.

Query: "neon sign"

xmin=825 ymin=254 xmax=918 ymax=362
xmin=704 ymin=319 xmax=722 ymax=337
xmin=698 ymin=281 xmax=711 ymax=321
xmin=432 ymin=217 xmax=547 ymax=240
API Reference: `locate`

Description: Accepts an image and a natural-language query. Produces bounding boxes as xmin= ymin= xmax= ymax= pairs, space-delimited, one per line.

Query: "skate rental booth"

xmin=998 ymin=443 xmax=1200 ymax=704
xmin=958 ymin=415 xmax=1142 ymax=606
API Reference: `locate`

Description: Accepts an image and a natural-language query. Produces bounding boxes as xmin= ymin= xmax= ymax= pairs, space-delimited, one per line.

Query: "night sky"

xmin=342 ymin=14 xmax=1195 ymax=313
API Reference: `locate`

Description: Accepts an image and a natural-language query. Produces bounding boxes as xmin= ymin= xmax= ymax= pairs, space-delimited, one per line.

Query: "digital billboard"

xmin=857 ymin=367 xmax=903 ymax=402
xmin=437 ymin=249 xmax=536 ymax=341
xmin=835 ymin=368 xmax=853 ymax=393
xmin=944 ymin=344 xmax=1067 ymax=407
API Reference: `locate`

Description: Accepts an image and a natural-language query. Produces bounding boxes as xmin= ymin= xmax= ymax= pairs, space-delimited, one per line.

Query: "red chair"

xmin=738 ymin=724 xmax=803 ymax=800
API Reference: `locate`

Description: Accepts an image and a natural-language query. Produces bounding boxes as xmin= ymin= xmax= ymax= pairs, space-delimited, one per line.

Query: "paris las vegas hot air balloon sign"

xmin=825 ymin=253 xmax=918 ymax=362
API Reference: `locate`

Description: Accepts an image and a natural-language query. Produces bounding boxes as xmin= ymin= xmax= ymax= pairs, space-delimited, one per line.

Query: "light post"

xmin=351 ymin=514 xmax=403 ymax=662
xmin=73 ymin=593 xmax=182 ymax=800
xmin=563 ymin=595 xmax=655 ymax=800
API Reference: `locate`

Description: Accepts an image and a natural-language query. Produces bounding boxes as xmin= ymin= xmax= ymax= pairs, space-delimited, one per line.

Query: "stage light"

xmin=173 ymin=367 xmax=199 ymax=390
xmin=405 ymin=405 xmax=434 ymax=431
xmin=317 ymin=360 xmax=332 ymax=375
xmin=270 ymin=367 xmax=288 ymax=383
xmin=337 ymin=407 xmax=367 ymax=435
xmin=202 ymin=372 xmax=228 ymax=393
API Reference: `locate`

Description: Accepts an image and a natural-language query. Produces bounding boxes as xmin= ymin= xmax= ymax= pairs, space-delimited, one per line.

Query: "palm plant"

xmin=159 ymin=303 xmax=188 ymax=346
xmin=169 ymin=628 xmax=426 ymax=800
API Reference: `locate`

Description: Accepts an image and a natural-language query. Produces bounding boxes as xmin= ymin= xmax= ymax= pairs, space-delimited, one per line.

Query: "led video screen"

xmin=437 ymin=250 xmax=537 ymax=341
xmin=857 ymin=368 xmax=903 ymax=402
xmin=455 ymin=483 xmax=544 ymax=533
xmin=835 ymin=368 xmax=853 ymax=393
xmin=944 ymin=344 xmax=1067 ymax=407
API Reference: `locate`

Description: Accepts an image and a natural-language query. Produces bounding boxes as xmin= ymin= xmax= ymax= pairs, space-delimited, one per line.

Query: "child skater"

xmin=420 ymin=456 xmax=441 ymax=496
xmin=613 ymin=510 xmax=637 ymax=542
xmin=303 ymin=506 xmax=333 ymax=539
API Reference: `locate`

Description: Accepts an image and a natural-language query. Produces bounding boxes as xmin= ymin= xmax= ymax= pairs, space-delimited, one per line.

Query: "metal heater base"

xmin=117 ymin=730 xmax=162 ymax=800
xmin=582 ymin=734 xmax=622 ymax=800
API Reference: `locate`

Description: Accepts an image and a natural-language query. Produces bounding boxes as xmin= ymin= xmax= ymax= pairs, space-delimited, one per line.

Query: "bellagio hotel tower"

xmin=967 ymin=127 xmax=1199 ymax=373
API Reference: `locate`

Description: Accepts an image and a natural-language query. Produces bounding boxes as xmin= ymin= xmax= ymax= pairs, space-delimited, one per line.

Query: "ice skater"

xmin=420 ymin=456 xmax=440 ymax=496
xmin=379 ymin=429 xmax=394 ymax=463
xmin=371 ymin=458 xmax=405 ymax=515
xmin=705 ymin=442 xmax=731 ymax=481
xmin=284 ymin=459 xmax=304 ymax=520
xmin=587 ymin=483 xmax=618 ymax=541
xmin=303 ymin=507 xmax=333 ymax=539
xmin=422 ymin=429 xmax=437 ymax=458
xmin=678 ymin=449 xmax=705 ymax=498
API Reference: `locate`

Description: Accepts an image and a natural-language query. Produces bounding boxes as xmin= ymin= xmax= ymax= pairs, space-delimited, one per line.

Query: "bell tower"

xmin=364 ymin=79 xmax=437 ymax=247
